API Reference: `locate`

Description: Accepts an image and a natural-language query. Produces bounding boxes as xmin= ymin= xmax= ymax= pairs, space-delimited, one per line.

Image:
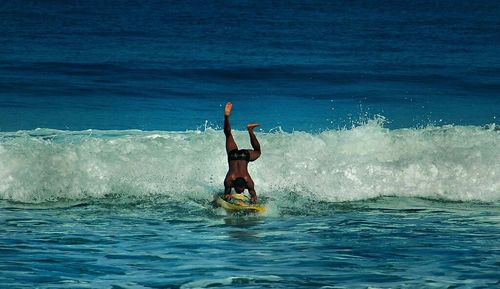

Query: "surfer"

xmin=223 ymin=102 xmax=261 ymax=204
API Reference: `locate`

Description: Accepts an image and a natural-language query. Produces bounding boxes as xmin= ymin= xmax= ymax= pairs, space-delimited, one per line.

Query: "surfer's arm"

xmin=248 ymin=188 xmax=257 ymax=204
xmin=223 ymin=181 xmax=232 ymax=201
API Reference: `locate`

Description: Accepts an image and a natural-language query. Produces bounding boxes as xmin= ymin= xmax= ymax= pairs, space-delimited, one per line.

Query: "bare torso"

xmin=224 ymin=160 xmax=254 ymax=188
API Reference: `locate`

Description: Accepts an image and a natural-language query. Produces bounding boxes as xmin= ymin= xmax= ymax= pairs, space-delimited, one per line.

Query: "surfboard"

xmin=214 ymin=194 xmax=266 ymax=214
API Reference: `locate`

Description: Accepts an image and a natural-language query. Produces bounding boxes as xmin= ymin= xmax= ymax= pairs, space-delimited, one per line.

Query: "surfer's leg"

xmin=247 ymin=124 xmax=261 ymax=161
xmin=225 ymin=102 xmax=238 ymax=152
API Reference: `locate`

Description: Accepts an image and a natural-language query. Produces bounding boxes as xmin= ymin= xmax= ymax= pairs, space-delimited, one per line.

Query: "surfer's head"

xmin=232 ymin=177 xmax=247 ymax=193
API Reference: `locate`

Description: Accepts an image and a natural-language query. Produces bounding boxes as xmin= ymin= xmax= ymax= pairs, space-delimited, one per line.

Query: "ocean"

xmin=1 ymin=0 xmax=499 ymax=288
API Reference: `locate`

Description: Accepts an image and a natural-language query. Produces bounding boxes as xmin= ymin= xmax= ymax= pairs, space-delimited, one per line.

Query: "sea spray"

xmin=0 ymin=121 xmax=498 ymax=204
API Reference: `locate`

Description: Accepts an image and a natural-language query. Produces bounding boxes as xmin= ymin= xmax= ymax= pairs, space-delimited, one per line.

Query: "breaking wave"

xmin=0 ymin=119 xmax=498 ymax=205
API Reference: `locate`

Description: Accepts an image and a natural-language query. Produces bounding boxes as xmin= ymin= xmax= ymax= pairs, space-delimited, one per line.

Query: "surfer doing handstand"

xmin=223 ymin=102 xmax=261 ymax=204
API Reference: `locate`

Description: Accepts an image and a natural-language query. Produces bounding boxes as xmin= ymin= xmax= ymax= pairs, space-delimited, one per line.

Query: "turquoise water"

xmin=1 ymin=127 xmax=499 ymax=288
xmin=2 ymin=198 xmax=499 ymax=288
xmin=1 ymin=0 xmax=500 ymax=288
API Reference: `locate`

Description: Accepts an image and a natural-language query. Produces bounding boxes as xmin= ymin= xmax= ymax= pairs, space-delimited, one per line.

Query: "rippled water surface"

xmin=2 ymin=198 xmax=499 ymax=288
xmin=1 ymin=1 xmax=499 ymax=288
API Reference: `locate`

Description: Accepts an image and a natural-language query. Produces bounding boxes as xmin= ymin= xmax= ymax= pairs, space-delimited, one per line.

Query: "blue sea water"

xmin=1 ymin=0 xmax=499 ymax=288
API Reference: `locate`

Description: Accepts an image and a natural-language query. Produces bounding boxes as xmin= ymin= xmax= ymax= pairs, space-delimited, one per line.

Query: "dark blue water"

xmin=1 ymin=0 xmax=499 ymax=131
xmin=1 ymin=1 xmax=499 ymax=288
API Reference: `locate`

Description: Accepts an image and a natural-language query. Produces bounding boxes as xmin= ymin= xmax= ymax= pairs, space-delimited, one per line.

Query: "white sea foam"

xmin=0 ymin=120 xmax=498 ymax=204
xmin=180 ymin=275 xmax=282 ymax=289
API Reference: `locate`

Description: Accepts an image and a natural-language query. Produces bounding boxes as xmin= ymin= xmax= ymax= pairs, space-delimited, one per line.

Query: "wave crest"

xmin=0 ymin=121 xmax=499 ymax=204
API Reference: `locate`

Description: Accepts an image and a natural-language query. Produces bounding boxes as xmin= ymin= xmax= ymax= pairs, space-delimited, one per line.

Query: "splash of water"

xmin=0 ymin=119 xmax=498 ymax=205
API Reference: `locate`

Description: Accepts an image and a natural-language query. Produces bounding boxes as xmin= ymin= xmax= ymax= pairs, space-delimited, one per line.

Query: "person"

xmin=223 ymin=102 xmax=261 ymax=204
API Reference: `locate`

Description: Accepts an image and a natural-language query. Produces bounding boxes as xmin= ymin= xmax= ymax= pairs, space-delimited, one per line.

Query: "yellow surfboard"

xmin=214 ymin=194 xmax=266 ymax=214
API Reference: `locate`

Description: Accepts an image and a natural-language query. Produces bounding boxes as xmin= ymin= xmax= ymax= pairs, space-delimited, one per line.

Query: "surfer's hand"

xmin=250 ymin=196 xmax=257 ymax=204
xmin=224 ymin=194 xmax=232 ymax=201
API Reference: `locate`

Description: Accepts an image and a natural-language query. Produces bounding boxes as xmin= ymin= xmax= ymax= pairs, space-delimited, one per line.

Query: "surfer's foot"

xmin=247 ymin=123 xmax=260 ymax=131
xmin=224 ymin=102 xmax=232 ymax=117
